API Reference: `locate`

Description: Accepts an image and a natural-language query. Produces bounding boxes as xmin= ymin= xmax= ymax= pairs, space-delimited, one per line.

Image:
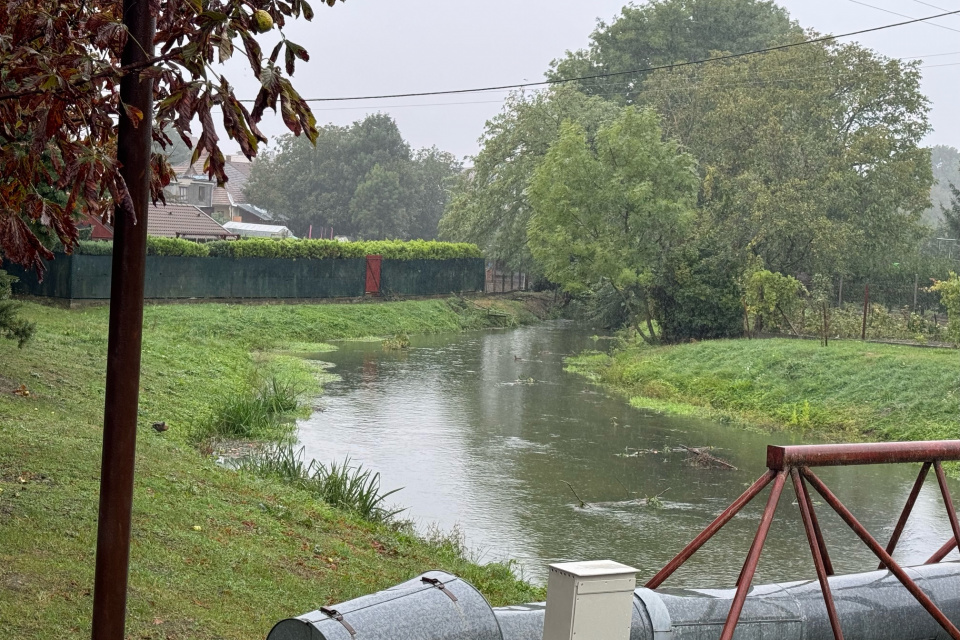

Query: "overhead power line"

xmin=845 ymin=0 xmax=960 ymax=34
xmin=238 ymin=9 xmax=960 ymax=104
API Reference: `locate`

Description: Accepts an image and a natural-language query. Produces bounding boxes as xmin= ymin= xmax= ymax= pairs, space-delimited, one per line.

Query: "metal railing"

xmin=646 ymin=440 xmax=960 ymax=640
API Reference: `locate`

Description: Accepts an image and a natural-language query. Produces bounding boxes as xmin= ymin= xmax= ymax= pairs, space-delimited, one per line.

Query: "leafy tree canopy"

xmin=547 ymin=0 xmax=800 ymax=104
xmin=1 ymin=0 xmax=339 ymax=273
xmin=439 ymin=86 xmax=620 ymax=274
xmin=930 ymin=145 xmax=960 ymax=231
xmin=642 ymin=39 xmax=933 ymax=277
xmin=245 ymin=114 xmax=461 ymax=239
xmin=527 ymin=108 xmax=699 ymax=343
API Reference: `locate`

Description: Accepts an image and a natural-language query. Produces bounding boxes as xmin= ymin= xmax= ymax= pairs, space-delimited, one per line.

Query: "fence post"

xmin=837 ymin=277 xmax=843 ymax=308
xmin=861 ymin=284 xmax=870 ymax=340
xmin=914 ymin=273 xmax=919 ymax=311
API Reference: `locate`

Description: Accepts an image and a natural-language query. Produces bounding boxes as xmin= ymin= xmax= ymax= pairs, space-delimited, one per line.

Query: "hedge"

xmin=74 ymin=238 xmax=482 ymax=260
xmin=76 ymin=237 xmax=209 ymax=257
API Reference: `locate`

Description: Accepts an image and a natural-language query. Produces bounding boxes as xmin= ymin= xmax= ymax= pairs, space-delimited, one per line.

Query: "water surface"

xmin=298 ymin=322 xmax=958 ymax=585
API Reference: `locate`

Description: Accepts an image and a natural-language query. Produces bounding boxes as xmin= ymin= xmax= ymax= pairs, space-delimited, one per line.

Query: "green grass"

xmin=567 ymin=338 xmax=960 ymax=442
xmin=0 ymin=298 xmax=543 ymax=640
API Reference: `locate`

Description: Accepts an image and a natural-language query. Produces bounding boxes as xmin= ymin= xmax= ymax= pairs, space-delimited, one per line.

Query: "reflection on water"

xmin=297 ymin=321 xmax=958 ymax=584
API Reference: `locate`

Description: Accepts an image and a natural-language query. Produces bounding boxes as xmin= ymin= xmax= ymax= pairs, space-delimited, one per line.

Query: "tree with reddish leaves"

xmin=0 ymin=0 xmax=337 ymax=274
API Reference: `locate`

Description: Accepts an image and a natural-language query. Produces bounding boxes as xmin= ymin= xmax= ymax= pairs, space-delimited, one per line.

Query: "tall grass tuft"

xmin=239 ymin=445 xmax=404 ymax=523
xmin=195 ymin=375 xmax=302 ymax=442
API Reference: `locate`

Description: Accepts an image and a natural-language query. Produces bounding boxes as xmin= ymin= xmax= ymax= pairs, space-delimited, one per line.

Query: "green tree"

xmin=527 ymin=108 xmax=699 ymax=343
xmin=406 ymin=147 xmax=463 ymax=240
xmin=246 ymin=114 xmax=460 ymax=239
xmin=0 ymin=270 xmax=34 ymax=347
xmin=349 ymin=164 xmax=409 ymax=239
xmin=940 ymin=179 xmax=960 ymax=241
xmin=927 ymin=145 xmax=960 ymax=226
xmin=440 ymin=86 xmax=620 ymax=275
xmin=548 ymin=0 xmax=800 ymax=104
xmin=642 ymin=39 xmax=933 ymax=278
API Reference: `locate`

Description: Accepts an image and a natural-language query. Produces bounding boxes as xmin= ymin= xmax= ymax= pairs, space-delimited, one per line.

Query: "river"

xmin=297 ymin=321 xmax=958 ymax=585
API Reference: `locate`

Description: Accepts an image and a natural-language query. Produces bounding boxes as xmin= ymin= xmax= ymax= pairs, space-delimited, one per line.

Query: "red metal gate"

xmin=648 ymin=440 xmax=960 ymax=640
xmin=365 ymin=255 xmax=381 ymax=295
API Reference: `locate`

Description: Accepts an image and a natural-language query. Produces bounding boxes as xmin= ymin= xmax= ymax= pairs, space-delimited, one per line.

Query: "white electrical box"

xmin=542 ymin=560 xmax=639 ymax=640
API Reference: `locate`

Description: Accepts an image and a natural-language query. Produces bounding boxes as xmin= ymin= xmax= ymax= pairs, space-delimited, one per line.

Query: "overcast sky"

xmin=218 ymin=0 xmax=960 ymax=160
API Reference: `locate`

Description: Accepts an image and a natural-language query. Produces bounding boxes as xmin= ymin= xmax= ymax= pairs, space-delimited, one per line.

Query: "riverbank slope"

xmin=0 ymin=298 xmax=542 ymax=640
xmin=568 ymin=338 xmax=959 ymax=441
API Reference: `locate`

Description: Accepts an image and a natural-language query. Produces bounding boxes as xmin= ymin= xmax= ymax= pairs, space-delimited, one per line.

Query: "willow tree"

xmin=528 ymin=108 xmax=699 ymax=343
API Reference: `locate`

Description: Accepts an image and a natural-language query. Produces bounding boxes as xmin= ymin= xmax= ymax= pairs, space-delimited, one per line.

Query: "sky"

xmin=216 ymin=0 xmax=960 ymax=160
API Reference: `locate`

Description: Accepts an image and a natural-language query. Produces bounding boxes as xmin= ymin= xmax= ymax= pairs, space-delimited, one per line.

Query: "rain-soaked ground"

xmin=297 ymin=321 xmax=959 ymax=585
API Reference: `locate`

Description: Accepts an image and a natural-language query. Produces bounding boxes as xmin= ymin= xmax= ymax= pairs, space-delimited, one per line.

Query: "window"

xmin=198 ymin=185 xmax=210 ymax=203
xmin=178 ymin=185 xmax=187 ymax=199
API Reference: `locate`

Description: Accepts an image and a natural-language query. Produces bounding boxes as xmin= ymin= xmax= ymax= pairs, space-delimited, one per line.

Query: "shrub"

xmin=206 ymin=238 xmax=482 ymax=260
xmin=0 ymin=269 xmax=34 ymax=347
xmin=931 ymin=272 xmax=960 ymax=345
xmin=75 ymin=236 xmax=210 ymax=257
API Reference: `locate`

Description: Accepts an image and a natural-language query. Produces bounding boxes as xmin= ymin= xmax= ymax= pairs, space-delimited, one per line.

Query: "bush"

xmin=0 ymin=269 xmax=35 ymax=347
xmin=75 ymin=236 xmax=210 ymax=257
xmin=931 ymin=272 xmax=960 ymax=345
xmin=206 ymin=238 xmax=482 ymax=260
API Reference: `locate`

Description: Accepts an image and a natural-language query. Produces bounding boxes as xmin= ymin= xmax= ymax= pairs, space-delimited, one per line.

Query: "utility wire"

xmin=238 ymin=9 xmax=960 ymax=104
xmin=844 ymin=0 xmax=960 ymax=33
xmin=221 ymin=59 xmax=960 ymax=114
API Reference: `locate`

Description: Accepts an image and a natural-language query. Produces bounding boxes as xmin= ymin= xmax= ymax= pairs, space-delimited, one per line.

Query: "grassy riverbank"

xmin=0 ymin=298 xmax=542 ymax=640
xmin=568 ymin=338 xmax=960 ymax=442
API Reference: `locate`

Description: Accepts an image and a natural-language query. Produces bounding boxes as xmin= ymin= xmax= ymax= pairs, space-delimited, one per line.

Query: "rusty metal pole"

xmin=933 ymin=461 xmax=960 ymax=553
xmin=879 ymin=462 xmax=931 ymax=570
xmin=790 ymin=468 xmax=844 ymax=640
xmin=645 ymin=470 xmax=776 ymax=590
xmin=802 ymin=468 xmax=960 ymax=640
xmin=90 ymin=0 xmax=155 ymax=638
xmin=718 ymin=470 xmax=787 ymax=640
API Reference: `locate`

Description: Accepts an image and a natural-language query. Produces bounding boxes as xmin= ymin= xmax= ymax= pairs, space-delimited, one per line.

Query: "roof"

xmin=172 ymin=152 xmax=253 ymax=206
xmin=222 ymin=221 xmax=296 ymax=239
xmin=237 ymin=202 xmax=286 ymax=223
xmin=147 ymin=203 xmax=235 ymax=239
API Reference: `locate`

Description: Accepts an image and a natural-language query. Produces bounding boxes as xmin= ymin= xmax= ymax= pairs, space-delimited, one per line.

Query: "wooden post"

xmin=838 ymin=277 xmax=843 ymax=308
xmin=91 ymin=1 xmax=155 ymax=639
xmin=914 ymin=273 xmax=919 ymax=311
xmin=861 ymin=284 xmax=870 ymax=340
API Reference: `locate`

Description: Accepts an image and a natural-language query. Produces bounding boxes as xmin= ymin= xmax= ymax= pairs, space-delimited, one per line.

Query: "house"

xmin=146 ymin=203 xmax=236 ymax=240
xmin=79 ymin=203 xmax=235 ymax=241
xmin=167 ymin=153 xmax=284 ymax=225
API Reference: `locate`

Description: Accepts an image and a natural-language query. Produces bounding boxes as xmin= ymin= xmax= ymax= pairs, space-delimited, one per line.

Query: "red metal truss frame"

xmin=645 ymin=441 xmax=960 ymax=640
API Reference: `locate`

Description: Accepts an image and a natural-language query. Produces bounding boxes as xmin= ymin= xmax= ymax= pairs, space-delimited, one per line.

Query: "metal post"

xmin=933 ymin=461 xmax=960 ymax=554
xmin=791 ymin=469 xmax=843 ymax=640
xmin=861 ymin=284 xmax=869 ymax=340
xmin=645 ymin=470 xmax=776 ymax=589
xmin=718 ymin=470 xmax=787 ymax=640
xmin=879 ymin=462 xmax=931 ymax=570
xmin=802 ymin=468 xmax=960 ymax=640
xmin=798 ymin=472 xmax=834 ymax=575
xmin=90 ymin=2 xmax=155 ymax=639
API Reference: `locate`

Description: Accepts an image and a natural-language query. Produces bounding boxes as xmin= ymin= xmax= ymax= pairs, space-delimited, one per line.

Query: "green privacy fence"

xmin=7 ymin=255 xmax=484 ymax=301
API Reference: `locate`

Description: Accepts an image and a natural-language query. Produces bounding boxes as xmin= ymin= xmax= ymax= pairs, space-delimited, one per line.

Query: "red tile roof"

xmin=147 ymin=203 xmax=234 ymax=239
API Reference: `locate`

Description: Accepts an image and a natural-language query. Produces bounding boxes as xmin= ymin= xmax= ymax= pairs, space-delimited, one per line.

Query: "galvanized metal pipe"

xmin=267 ymin=563 xmax=960 ymax=640
xmin=494 ymin=563 xmax=960 ymax=640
